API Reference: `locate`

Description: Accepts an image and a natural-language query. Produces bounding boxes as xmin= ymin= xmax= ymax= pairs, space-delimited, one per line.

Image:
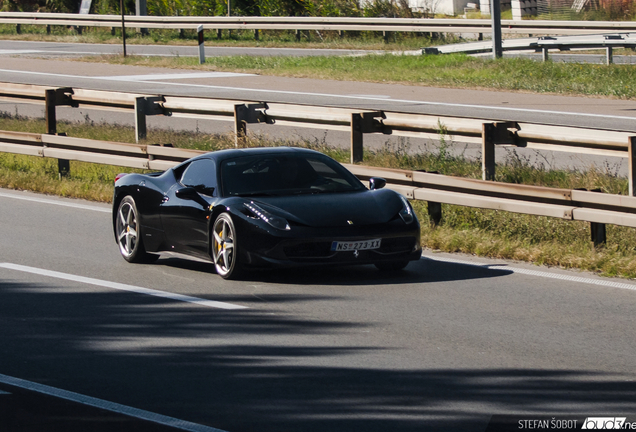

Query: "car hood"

xmin=252 ymin=189 xmax=403 ymax=227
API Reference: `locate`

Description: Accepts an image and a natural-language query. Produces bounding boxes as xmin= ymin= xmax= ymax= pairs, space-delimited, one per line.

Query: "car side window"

xmin=180 ymin=159 xmax=217 ymax=196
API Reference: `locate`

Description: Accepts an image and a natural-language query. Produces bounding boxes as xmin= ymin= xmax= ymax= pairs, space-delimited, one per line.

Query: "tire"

xmin=375 ymin=260 xmax=409 ymax=272
xmin=211 ymin=213 xmax=242 ymax=279
xmin=115 ymin=196 xmax=158 ymax=263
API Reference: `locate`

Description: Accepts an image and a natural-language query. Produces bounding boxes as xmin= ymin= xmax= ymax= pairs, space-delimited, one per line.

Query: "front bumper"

xmin=236 ymin=217 xmax=421 ymax=269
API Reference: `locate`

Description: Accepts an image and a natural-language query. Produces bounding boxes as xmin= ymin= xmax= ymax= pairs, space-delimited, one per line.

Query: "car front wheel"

xmin=212 ymin=213 xmax=242 ymax=279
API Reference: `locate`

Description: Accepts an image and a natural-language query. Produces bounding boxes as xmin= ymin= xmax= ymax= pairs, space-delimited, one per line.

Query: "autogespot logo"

xmin=582 ymin=418 xmax=628 ymax=429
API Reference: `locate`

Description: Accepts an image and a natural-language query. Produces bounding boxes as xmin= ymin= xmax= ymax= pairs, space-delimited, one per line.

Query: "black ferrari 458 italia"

xmin=113 ymin=147 xmax=421 ymax=279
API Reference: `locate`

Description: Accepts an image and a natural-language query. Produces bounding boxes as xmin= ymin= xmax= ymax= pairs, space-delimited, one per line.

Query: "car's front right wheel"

xmin=212 ymin=213 xmax=242 ymax=279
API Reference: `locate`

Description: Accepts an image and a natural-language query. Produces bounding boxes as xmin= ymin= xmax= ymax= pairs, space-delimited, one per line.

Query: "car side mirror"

xmin=369 ymin=177 xmax=387 ymax=190
xmin=176 ymin=186 xmax=199 ymax=199
xmin=176 ymin=187 xmax=209 ymax=206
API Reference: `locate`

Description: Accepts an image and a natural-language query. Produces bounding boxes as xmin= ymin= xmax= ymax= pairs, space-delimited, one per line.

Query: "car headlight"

xmin=399 ymin=195 xmax=415 ymax=224
xmin=244 ymin=202 xmax=290 ymax=231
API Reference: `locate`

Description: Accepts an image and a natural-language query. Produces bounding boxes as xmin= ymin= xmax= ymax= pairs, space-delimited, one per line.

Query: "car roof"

xmin=189 ymin=147 xmax=325 ymax=163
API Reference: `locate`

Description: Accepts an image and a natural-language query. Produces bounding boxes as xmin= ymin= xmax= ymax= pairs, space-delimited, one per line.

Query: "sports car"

xmin=112 ymin=147 xmax=421 ymax=279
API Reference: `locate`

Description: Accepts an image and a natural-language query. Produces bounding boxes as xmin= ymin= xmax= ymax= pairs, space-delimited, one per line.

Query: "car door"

xmin=160 ymin=158 xmax=218 ymax=258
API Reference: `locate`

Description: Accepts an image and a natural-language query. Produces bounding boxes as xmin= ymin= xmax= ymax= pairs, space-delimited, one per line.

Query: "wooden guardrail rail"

xmin=2 ymin=12 xmax=636 ymax=36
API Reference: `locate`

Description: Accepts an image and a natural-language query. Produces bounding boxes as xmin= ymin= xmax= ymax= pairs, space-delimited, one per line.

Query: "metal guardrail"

xmin=1 ymin=82 xmax=636 ymax=244
xmin=1 ymin=127 xmax=634 ymax=246
xmin=424 ymin=33 xmax=636 ymax=64
xmin=2 ymin=12 xmax=636 ymax=36
xmin=1 ymin=81 xmax=635 ymax=184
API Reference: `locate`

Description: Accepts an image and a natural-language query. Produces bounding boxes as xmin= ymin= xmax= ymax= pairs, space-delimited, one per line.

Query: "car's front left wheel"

xmin=115 ymin=196 xmax=158 ymax=263
xmin=212 ymin=213 xmax=242 ymax=279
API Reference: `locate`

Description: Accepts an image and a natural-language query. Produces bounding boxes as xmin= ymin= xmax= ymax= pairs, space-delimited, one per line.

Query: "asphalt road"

xmin=1 ymin=188 xmax=636 ymax=431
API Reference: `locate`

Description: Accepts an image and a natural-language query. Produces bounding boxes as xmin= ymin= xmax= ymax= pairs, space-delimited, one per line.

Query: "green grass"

xmin=2 ymin=114 xmax=636 ymax=278
xmin=83 ymin=52 xmax=636 ymax=99
xmin=0 ymin=23 xmax=456 ymax=51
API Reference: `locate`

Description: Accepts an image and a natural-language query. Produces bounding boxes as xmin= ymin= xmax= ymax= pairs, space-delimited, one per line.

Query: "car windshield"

xmin=220 ymin=153 xmax=366 ymax=197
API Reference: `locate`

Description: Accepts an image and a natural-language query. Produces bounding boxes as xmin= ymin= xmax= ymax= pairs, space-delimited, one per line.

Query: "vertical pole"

xmin=629 ymin=137 xmax=636 ymax=196
xmin=217 ymin=29 xmax=222 ymax=39
xmin=606 ymin=46 xmax=613 ymax=65
xmin=120 ymin=0 xmax=127 ymax=57
xmin=491 ymin=0 xmax=502 ymax=59
xmin=46 ymin=25 xmax=51 ymax=35
xmin=197 ymin=25 xmax=205 ymax=64
xmin=351 ymin=113 xmax=363 ymax=163
xmin=254 ymin=29 xmax=259 ymax=40
xmin=542 ymin=47 xmax=549 ymax=62
xmin=383 ymin=31 xmax=390 ymax=43
xmin=591 ymin=222 xmax=607 ymax=247
xmin=46 ymin=90 xmax=70 ymax=178
xmin=136 ymin=0 xmax=148 ymax=35
xmin=428 ymin=202 xmax=442 ymax=226
xmin=228 ymin=0 xmax=231 ymax=16
xmin=134 ymin=97 xmax=147 ymax=143
xmin=45 ymin=90 xmax=57 ymax=136
xmin=16 ymin=24 xmax=21 ymax=34
xmin=296 ymin=29 xmax=301 ymax=42
xmin=234 ymin=105 xmax=247 ymax=148
xmin=482 ymin=123 xmax=496 ymax=181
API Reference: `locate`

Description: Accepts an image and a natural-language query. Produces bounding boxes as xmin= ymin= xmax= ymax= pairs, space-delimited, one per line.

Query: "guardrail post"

xmin=217 ymin=29 xmax=222 ymax=39
xmin=383 ymin=31 xmax=390 ymax=43
xmin=47 ymin=25 xmax=51 ymax=35
xmin=428 ymin=202 xmax=442 ymax=226
xmin=16 ymin=24 xmax=21 ymax=34
xmin=591 ymin=222 xmax=607 ymax=247
xmin=351 ymin=113 xmax=363 ymax=163
xmin=135 ymin=97 xmax=148 ymax=142
xmin=135 ymin=97 xmax=164 ymax=143
xmin=629 ymin=137 xmax=636 ymax=196
xmin=296 ymin=29 xmax=301 ymax=42
xmin=234 ymin=104 xmax=248 ymax=147
xmin=254 ymin=29 xmax=259 ymax=40
xmin=350 ymin=111 xmax=384 ymax=164
xmin=606 ymin=46 xmax=613 ymax=65
xmin=542 ymin=47 xmax=549 ymax=62
xmin=482 ymin=123 xmax=496 ymax=181
xmin=46 ymin=89 xmax=72 ymax=178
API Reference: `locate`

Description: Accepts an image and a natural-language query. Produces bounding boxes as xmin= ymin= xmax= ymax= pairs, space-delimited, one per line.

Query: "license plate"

xmin=331 ymin=239 xmax=381 ymax=252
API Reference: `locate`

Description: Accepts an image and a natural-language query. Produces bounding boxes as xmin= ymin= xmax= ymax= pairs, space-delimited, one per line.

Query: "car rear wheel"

xmin=375 ymin=260 xmax=409 ymax=272
xmin=115 ymin=196 xmax=158 ymax=263
xmin=212 ymin=213 xmax=242 ymax=279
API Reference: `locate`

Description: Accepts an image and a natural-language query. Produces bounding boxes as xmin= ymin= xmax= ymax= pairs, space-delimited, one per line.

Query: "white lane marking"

xmin=424 ymin=255 xmax=636 ymax=292
xmin=95 ymin=72 xmax=256 ymax=80
xmin=0 ymin=192 xmax=111 ymax=213
xmin=0 ymin=373 xmax=227 ymax=432
xmin=0 ymin=50 xmax=42 ymax=54
xmin=0 ymin=68 xmax=634 ymax=122
xmin=0 ymin=263 xmax=248 ymax=310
